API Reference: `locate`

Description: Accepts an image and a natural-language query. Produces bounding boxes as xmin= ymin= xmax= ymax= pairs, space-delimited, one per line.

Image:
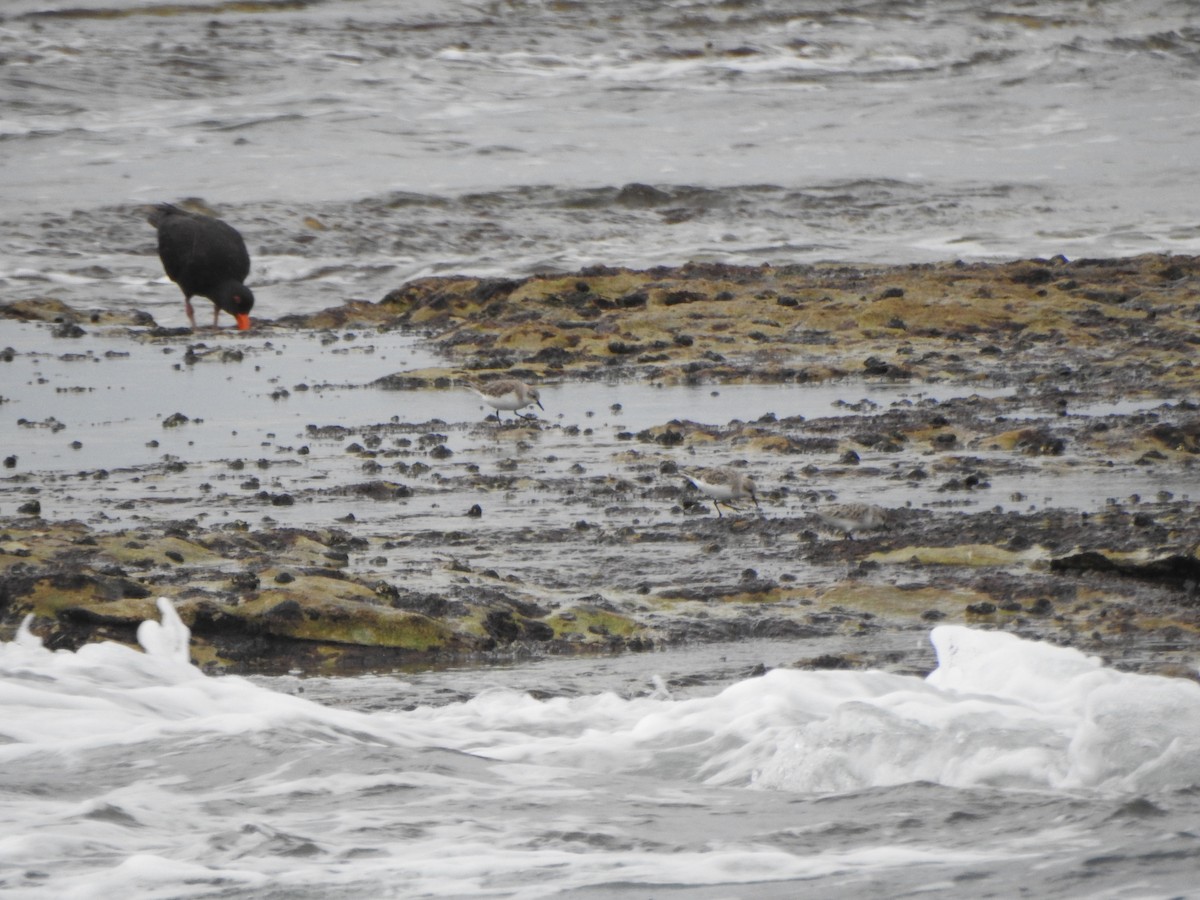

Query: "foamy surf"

xmin=3 ymin=601 xmax=1200 ymax=898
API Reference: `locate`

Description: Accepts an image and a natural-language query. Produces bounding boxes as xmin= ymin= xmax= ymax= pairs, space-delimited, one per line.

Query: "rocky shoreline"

xmin=3 ymin=254 xmax=1200 ymax=678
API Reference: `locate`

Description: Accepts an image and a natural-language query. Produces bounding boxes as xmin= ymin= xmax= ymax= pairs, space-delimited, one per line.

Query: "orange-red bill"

xmin=235 ymin=314 xmax=252 ymax=331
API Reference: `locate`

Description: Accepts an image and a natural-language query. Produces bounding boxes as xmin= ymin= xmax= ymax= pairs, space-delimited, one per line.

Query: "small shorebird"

xmin=681 ymin=466 xmax=760 ymax=518
xmin=465 ymin=378 xmax=544 ymax=423
xmin=814 ymin=503 xmax=888 ymax=539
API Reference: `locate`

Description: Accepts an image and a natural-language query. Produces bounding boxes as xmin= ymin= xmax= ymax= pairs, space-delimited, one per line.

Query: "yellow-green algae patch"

xmin=255 ymin=573 xmax=380 ymax=605
xmin=236 ymin=594 xmax=452 ymax=650
xmin=869 ymin=544 xmax=1046 ymax=568
xmin=547 ymin=605 xmax=642 ymax=639
xmin=94 ymin=534 xmax=226 ymax=568
xmin=22 ymin=581 xmax=160 ymax=623
xmin=814 ymin=583 xmax=993 ymax=621
xmin=315 ymin=254 xmax=1200 ymax=387
xmin=0 ymin=521 xmax=93 ymax=569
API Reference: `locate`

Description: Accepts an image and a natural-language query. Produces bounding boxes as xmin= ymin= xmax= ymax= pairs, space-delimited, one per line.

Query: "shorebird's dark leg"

xmin=713 ymin=500 xmax=724 ymax=518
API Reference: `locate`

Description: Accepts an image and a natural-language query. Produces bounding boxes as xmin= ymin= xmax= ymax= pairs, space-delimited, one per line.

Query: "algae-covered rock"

xmin=6 ymin=256 xmax=1200 ymax=676
xmin=273 ymin=254 xmax=1200 ymax=390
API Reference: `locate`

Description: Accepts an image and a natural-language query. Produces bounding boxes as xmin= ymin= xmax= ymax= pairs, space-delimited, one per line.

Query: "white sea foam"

xmin=5 ymin=603 xmax=1200 ymax=793
xmin=3 ymin=602 xmax=1200 ymax=897
xmin=388 ymin=623 xmax=1200 ymax=796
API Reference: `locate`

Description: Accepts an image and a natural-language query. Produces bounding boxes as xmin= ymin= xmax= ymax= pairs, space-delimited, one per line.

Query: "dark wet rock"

xmin=801 ymin=654 xmax=856 ymax=669
xmin=966 ymin=602 xmax=997 ymax=615
xmin=52 ymin=322 xmax=86 ymax=338
xmin=1013 ymin=428 xmax=1067 ymax=455
xmin=1050 ymin=552 xmax=1200 ymax=593
xmin=1147 ymin=421 xmax=1200 ymax=452
xmin=483 ymin=609 xmax=521 ymax=643
xmin=662 ymin=290 xmax=708 ymax=306
xmin=526 ymin=345 xmax=574 ymax=366
xmin=1080 ymin=289 xmax=1131 ymax=305
xmin=1007 ymin=533 xmax=1033 ymax=551
xmin=607 ymin=339 xmax=643 ymax=355
xmin=854 ymin=431 xmax=905 ymax=451
xmin=162 ymin=412 xmax=190 ymax=428
xmin=655 ymin=429 xmax=684 ymax=447
xmin=57 ymin=605 xmax=141 ymax=629
xmin=524 ymin=619 xmax=555 ymax=641
xmin=230 ymin=571 xmax=261 ymax=592
xmin=0 ymin=297 xmax=80 ymax=323
xmin=862 ymin=356 xmax=909 ymax=378
xmin=615 ymin=183 xmax=672 ymax=207
xmin=337 ymin=481 xmax=412 ymax=501
xmin=386 ymin=589 xmax=457 ymax=619
xmin=592 ymin=290 xmax=648 ymax=311
xmin=17 ymin=500 xmax=41 ymax=516
xmin=266 ymin=599 xmax=304 ymax=622
xmin=471 ymin=279 xmax=521 ymax=303
xmin=1009 ymin=264 xmax=1055 ymax=286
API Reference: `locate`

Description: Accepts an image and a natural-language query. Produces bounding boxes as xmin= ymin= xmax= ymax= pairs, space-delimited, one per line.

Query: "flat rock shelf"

xmin=3 ymin=254 xmax=1200 ymax=677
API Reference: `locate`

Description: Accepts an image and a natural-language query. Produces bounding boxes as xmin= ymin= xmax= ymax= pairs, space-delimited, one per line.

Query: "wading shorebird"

xmin=814 ymin=503 xmax=889 ymax=539
xmin=681 ymin=466 xmax=761 ymax=518
xmin=146 ymin=203 xmax=255 ymax=331
xmin=465 ymin=378 xmax=544 ymax=423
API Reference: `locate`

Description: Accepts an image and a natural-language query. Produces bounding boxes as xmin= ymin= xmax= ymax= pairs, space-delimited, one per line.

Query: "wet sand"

xmin=3 ymin=254 xmax=1200 ymax=678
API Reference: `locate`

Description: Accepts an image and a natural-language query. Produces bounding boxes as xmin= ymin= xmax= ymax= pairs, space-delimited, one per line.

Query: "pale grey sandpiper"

xmin=681 ymin=467 xmax=761 ymax=518
xmin=465 ymin=378 xmax=544 ymax=423
xmin=814 ymin=503 xmax=888 ymax=539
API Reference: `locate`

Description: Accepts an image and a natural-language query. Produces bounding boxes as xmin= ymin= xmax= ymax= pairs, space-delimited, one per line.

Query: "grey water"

xmin=3 ymin=1 xmax=1200 ymax=897
xmin=2 ymin=0 xmax=1199 ymax=324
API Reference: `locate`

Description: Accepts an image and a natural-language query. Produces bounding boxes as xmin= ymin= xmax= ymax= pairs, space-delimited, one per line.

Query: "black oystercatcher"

xmin=147 ymin=203 xmax=255 ymax=331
